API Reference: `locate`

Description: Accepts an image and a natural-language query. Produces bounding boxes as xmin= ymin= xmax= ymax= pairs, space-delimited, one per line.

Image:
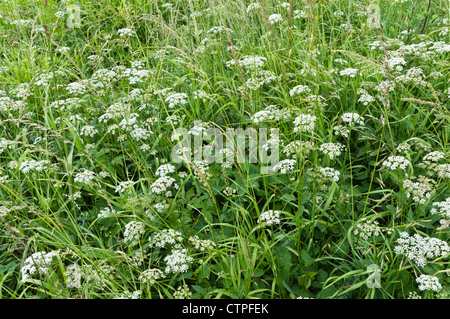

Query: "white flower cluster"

xmin=333 ymin=125 xmax=350 ymax=138
xmin=73 ymin=169 xmax=96 ymax=185
xmin=308 ymin=167 xmax=341 ymax=183
xmin=149 ymin=229 xmax=183 ymax=248
xmin=165 ymin=92 xmax=188 ymax=109
xmin=423 ymin=151 xmax=445 ymax=162
xmin=246 ymin=3 xmax=261 ymax=14
xmin=34 ymin=73 xmax=54 ymax=87
xmin=273 ymin=159 xmax=296 ymax=174
xmin=0 ymin=206 xmax=11 ymax=217
xmin=407 ymin=291 xmax=422 ymax=299
xmin=11 ymin=83 xmax=32 ymax=99
xmin=173 ymin=284 xmax=192 ymax=299
xmin=261 ymin=128 xmax=280 ymax=152
xmin=226 ymin=55 xmax=267 ymax=72
xmin=435 ymin=164 xmax=450 ymax=179
xmin=382 ymin=155 xmax=410 ymax=170
xmin=334 ymin=58 xmax=348 ymax=65
xmin=400 ymin=139 xmax=431 ymax=154
xmin=395 ymin=67 xmax=427 ymax=86
xmin=10 ymin=19 xmax=34 ymax=27
xmin=387 ymin=56 xmax=407 ymax=71
xmin=394 ymin=231 xmax=449 ymax=267
xmin=268 ymin=14 xmax=283 ymax=25
xmin=66 ymin=81 xmax=88 ymax=96
xmin=99 ymin=103 xmax=128 ymax=123
xmin=416 ymin=275 xmax=442 ymax=292
xmin=341 ymin=112 xmax=364 ymax=126
xmin=293 ymin=114 xmax=316 ymax=133
xmin=80 ymin=125 xmax=98 ymax=137
xmin=155 ymin=164 xmax=176 ymax=177
xmin=319 ymin=143 xmax=345 ymax=160
xmin=139 ymin=268 xmax=165 ymax=284
xmin=357 ymin=88 xmax=374 ymax=106
xmin=164 ymin=246 xmax=194 ymax=273
xmin=188 ymin=123 xmax=206 ymax=136
xmin=339 ymin=68 xmax=358 ymax=77
xmin=114 ymin=291 xmax=142 ymax=299
xmin=430 ymin=197 xmax=450 ymax=224
xmin=91 ymin=68 xmax=120 ymax=83
xmin=191 ymin=160 xmax=212 ymax=180
xmin=0 ymin=138 xmax=14 ymax=154
xmin=124 ymin=221 xmax=145 ymax=244
xmin=240 ymin=69 xmax=277 ymax=91
xmin=290 ymin=85 xmax=311 ymax=96
xmin=193 ymin=90 xmax=211 ymax=102
xmin=117 ymin=28 xmax=135 ymax=37
xmin=151 ymin=176 xmax=179 ymax=197
xmin=153 ymin=201 xmax=170 ymax=213
xmin=257 ymin=210 xmax=281 ymax=226
xmin=293 ymin=10 xmax=307 ymax=19
xmin=353 ymin=218 xmax=392 ymax=240
xmin=50 ymin=98 xmax=83 ymax=112
xmin=223 ymin=186 xmax=237 ymax=197
xmin=19 ymin=159 xmax=50 ymax=174
xmin=98 ymin=206 xmax=117 ymax=218
xmin=21 ymin=251 xmax=57 ymax=282
xmin=0 ymin=96 xmax=26 ymax=112
xmin=122 ymin=67 xmax=152 ymax=85
xmin=402 ymin=176 xmax=436 ymax=204
xmin=117 ymin=114 xmax=153 ymax=141
xmin=207 ymin=26 xmax=232 ymax=35
xmin=251 ymin=105 xmax=290 ymax=124
xmin=188 ymin=235 xmax=216 ymax=251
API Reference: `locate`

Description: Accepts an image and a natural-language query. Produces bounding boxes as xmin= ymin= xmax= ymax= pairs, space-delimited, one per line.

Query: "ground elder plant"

xmin=0 ymin=0 xmax=449 ymax=300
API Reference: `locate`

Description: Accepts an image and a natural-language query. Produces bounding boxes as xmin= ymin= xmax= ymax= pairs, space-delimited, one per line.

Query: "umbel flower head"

xmin=258 ymin=210 xmax=281 ymax=226
xmin=394 ymin=231 xmax=449 ymax=267
xmin=416 ymin=275 xmax=442 ymax=292
xmin=151 ymin=176 xmax=179 ymax=197
xmin=123 ymin=221 xmax=145 ymax=244
xmin=382 ymin=155 xmax=410 ymax=170
xmin=21 ymin=251 xmax=57 ymax=282
xmin=293 ymin=114 xmax=316 ymax=133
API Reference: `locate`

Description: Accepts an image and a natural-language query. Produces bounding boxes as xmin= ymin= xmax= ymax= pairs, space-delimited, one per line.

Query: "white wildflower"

xmin=21 ymin=251 xmax=57 ymax=282
xmin=290 ymin=85 xmax=311 ymax=96
xmin=416 ymin=275 xmax=442 ymax=292
xmin=151 ymin=176 xmax=179 ymax=196
xmin=139 ymin=269 xmax=165 ymax=284
xmin=339 ymin=68 xmax=358 ymax=77
xmin=319 ymin=143 xmax=345 ymax=160
xmin=382 ymin=156 xmax=410 ymax=170
xmin=124 ymin=221 xmax=145 ymax=244
xmin=149 ymin=229 xmax=183 ymax=248
xmin=164 ymin=246 xmax=193 ymax=274
xmin=117 ymin=28 xmax=135 ymax=37
xmin=258 ymin=210 xmax=281 ymax=226
xmin=394 ymin=232 xmax=449 ymax=267
xmin=273 ymin=159 xmax=296 ymax=174
xmin=293 ymin=114 xmax=316 ymax=133
xmin=268 ymin=14 xmax=283 ymax=25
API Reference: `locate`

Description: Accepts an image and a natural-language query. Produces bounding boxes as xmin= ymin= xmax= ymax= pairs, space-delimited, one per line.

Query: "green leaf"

xmin=301 ymin=249 xmax=315 ymax=267
xmin=277 ymin=246 xmax=292 ymax=281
